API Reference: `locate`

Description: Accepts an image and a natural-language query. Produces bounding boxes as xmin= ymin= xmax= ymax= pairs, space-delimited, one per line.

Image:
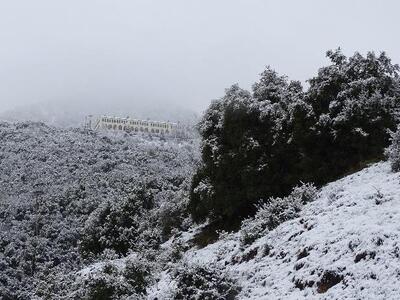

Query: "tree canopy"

xmin=190 ymin=49 xmax=400 ymax=224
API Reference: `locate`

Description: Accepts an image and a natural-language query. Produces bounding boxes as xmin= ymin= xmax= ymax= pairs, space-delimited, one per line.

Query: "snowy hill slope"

xmin=0 ymin=121 xmax=200 ymax=298
xmin=152 ymin=162 xmax=400 ymax=299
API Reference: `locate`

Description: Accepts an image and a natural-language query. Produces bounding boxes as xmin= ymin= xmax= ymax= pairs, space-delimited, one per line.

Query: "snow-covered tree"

xmin=305 ymin=49 xmax=400 ymax=184
xmin=385 ymin=126 xmax=400 ymax=171
xmin=190 ymin=49 xmax=400 ymax=227
xmin=190 ymin=69 xmax=309 ymax=224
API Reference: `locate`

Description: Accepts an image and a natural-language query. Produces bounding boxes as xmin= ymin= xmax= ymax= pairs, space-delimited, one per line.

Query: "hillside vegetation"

xmin=152 ymin=162 xmax=400 ymax=299
xmin=2 ymin=49 xmax=400 ymax=299
xmin=190 ymin=49 xmax=400 ymax=225
xmin=0 ymin=122 xmax=198 ymax=299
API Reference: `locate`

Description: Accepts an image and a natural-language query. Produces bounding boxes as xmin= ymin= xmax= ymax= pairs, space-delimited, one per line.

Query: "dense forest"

xmin=0 ymin=122 xmax=199 ymax=298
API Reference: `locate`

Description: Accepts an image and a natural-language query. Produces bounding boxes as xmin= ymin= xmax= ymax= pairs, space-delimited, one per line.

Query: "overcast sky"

xmin=1 ymin=0 xmax=400 ymax=114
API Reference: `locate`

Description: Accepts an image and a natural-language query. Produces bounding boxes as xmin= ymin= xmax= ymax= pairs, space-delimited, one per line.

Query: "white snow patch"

xmin=153 ymin=162 xmax=400 ymax=299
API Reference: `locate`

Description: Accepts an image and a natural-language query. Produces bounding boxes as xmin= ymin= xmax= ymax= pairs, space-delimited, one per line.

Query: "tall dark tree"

xmin=190 ymin=69 xmax=308 ymax=223
xmin=190 ymin=50 xmax=400 ymax=225
xmin=304 ymin=49 xmax=400 ymax=184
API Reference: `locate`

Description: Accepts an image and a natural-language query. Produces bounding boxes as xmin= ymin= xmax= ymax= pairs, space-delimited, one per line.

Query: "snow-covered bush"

xmin=73 ymin=257 xmax=152 ymax=300
xmin=80 ymin=264 xmax=133 ymax=300
xmin=123 ymin=256 xmax=153 ymax=295
xmin=80 ymin=189 xmax=157 ymax=257
xmin=385 ymin=126 xmax=400 ymax=172
xmin=172 ymin=262 xmax=241 ymax=300
xmin=240 ymin=183 xmax=317 ymax=246
xmin=157 ymin=189 xmax=191 ymax=239
xmin=44 ymin=255 xmax=154 ymax=299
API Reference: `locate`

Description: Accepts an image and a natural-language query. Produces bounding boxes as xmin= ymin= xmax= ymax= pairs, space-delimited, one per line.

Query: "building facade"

xmin=93 ymin=116 xmax=175 ymax=135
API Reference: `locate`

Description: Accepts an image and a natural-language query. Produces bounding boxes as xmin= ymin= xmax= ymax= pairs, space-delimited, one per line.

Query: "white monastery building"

xmin=93 ymin=115 xmax=175 ymax=135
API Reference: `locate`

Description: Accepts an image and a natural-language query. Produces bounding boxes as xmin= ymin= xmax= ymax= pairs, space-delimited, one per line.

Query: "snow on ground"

xmin=152 ymin=162 xmax=400 ymax=299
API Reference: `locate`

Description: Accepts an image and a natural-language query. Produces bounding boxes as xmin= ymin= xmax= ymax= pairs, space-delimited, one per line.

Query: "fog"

xmin=1 ymin=0 xmax=400 ymax=119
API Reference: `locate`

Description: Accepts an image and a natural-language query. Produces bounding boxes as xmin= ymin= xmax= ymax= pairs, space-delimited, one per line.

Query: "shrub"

xmin=173 ymin=262 xmax=241 ymax=300
xmin=80 ymin=264 xmax=133 ymax=300
xmin=73 ymin=256 xmax=152 ymax=300
xmin=124 ymin=256 xmax=152 ymax=295
xmin=240 ymin=183 xmax=317 ymax=246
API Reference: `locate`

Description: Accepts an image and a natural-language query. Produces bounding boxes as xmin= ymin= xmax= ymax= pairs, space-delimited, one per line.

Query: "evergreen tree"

xmin=305 ymin=49 xmax=400 ymax=184
xmin=190 ymin=69 xmax=308 ymax=223
xmin=190 ymin=50 xmax=400 ymax=225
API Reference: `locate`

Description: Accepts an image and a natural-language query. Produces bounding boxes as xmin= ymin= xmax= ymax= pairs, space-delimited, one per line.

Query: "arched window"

xmin=118 ymin=125 xmax=122 ymax=130
xmin=108 ymin=125 xmax=112 ymax=129
xmin=151 ymin=129 xmax=154 ymax=133
xmin=140 ymin=127 xmax=143 ymax=132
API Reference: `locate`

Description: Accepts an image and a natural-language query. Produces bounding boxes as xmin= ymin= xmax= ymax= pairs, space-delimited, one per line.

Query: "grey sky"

xmin=1 ymin=0 xmax=399 ymax=114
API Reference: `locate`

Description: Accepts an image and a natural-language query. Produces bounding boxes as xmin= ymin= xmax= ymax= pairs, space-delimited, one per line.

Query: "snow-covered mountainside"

xmin=0 ymin=121 xmax=200 ymax=298
xmin=152 ymin=162 xmax=400 ymax=299
xmin=2 ymin=121 xmax=399 ymax=299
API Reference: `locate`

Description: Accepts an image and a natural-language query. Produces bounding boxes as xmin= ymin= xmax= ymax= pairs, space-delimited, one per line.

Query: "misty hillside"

xmin=2 ymin=120 xmax=400 ymax=299
xmin=150 ymin=162 xmax=400 ymax=299
xmin=0 ymin=100 xmax=199 ymax=128
xmin=0 ymin=121 xmax=199 ymax=299
xmin=2 ymin=49 xmax=400 ymax=299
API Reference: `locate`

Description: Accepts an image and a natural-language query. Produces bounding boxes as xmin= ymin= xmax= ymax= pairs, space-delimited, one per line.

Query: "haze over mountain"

xmin=0 ymin=99 xmax=199 ymax=127
xmin=1 ymin=0 xmax=400 ymax=119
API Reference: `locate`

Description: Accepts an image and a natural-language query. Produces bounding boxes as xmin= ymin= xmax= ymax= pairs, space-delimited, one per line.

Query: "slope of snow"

xmin=152 ymin=162 xmax=400 ymax=299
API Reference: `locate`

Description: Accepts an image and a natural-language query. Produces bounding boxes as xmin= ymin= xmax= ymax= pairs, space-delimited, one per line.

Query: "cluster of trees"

xmin=0 ymin=121 xmax=198 ymax=299
xmin=190 ymin=49 xmax=400 ymax=224
xmin=2 ymin=49 xmax=400 ymax=299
